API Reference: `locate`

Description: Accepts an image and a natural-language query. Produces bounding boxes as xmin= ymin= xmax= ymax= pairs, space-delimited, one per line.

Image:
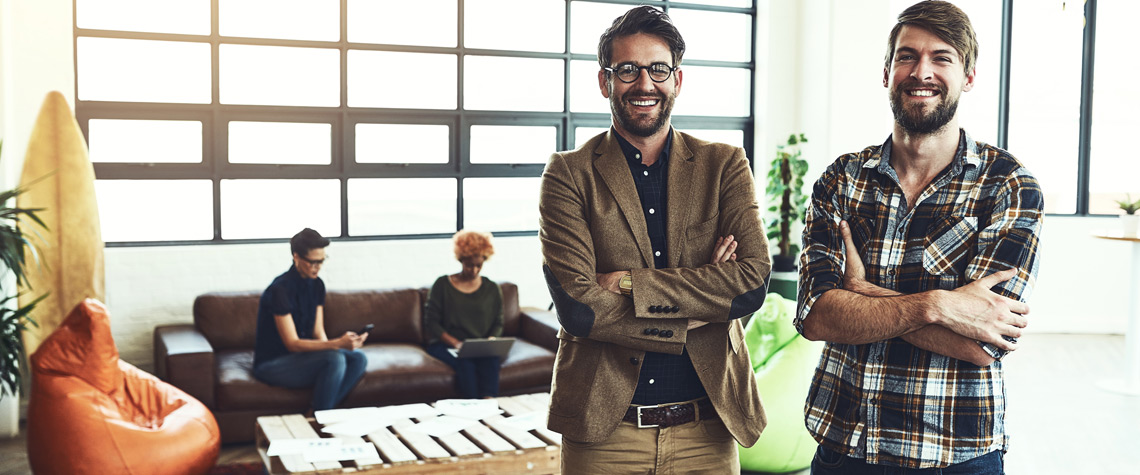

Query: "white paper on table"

xmin=302 ymin=443 xmax=380 ymax=463
xmin=502 ymin=411 xmax=545 ymax=431
xmin=407 ymin=415 xmax=481 ymax=437
xmin=267 ymin=438 xmax=342 ymax=456
xmin=314 ymin=406 xmax=382 ymax=425
xmin=373 ymin=403 xmax=440 ymax=420
xmin=321 ymin=417 xmax=392 ymax=437
xmin=435 ymin=398 xmax=502 ymax=420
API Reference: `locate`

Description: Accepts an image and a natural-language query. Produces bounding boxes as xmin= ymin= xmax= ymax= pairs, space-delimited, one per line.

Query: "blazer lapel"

xmin=593 ymin=131 xmax=654 ymax=268
xmin=665 ymin=130 xmax=696 ymax=268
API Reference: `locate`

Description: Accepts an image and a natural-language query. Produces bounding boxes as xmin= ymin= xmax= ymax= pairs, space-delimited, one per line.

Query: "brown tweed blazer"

xmin=539 ymin=128 xmax=771 ymax=446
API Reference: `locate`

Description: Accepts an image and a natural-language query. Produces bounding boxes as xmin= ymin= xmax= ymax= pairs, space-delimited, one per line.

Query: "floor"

xmin=1 ymin=334 xmax=1135 ymax=475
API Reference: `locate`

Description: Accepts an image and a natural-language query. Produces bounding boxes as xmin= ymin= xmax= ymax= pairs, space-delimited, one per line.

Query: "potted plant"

xmin=1116 ymin=194 xmax=1140 ymax=238
xmin=764 ymin=133 xmax=808 ymax=299
xmin=0 ymin=139 xmax=47 ymax=415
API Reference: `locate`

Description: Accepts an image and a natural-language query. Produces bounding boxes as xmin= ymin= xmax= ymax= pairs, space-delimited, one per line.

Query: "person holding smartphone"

xmin=424 ymin=230 xmax=504 ymax=399
xmin=252 ymin=228 xmax=369 ymax=413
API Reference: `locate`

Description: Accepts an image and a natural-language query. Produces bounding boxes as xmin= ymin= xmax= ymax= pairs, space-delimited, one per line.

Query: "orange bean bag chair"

xmin=27 ymin=299 xmax=221 ymax=474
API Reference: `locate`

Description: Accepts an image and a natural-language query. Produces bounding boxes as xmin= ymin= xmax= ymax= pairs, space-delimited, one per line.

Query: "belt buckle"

xmin=636 ymin=404 xmax=661 ymax=428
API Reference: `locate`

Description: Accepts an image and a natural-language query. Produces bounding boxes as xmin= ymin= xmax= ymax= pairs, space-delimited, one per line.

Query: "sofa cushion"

xmin=324 ymin=288 xmax=423 ymax=344
xmin=499 ymin=339 xmax=557 ymax=391
xmin=214 ymin=349 xmax=308 ymax=411
xmin=501 ymin=283 xmax=520 ymax=336
xmin=342 ymin=343 xmax=457 ymax=407
xmin=194 ymin=291 xmax=261 ymax=351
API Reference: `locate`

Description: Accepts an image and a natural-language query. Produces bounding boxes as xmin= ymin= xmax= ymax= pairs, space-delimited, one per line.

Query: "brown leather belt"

xmin=622 ymin=398 xmax=717 ymax=428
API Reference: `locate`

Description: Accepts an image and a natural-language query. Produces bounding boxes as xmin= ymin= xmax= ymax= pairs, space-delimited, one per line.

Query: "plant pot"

xmin=1122 ymin=214 xmax=1140 ymax=238
xmin=0 ymin=389 xmax=18 ymax=438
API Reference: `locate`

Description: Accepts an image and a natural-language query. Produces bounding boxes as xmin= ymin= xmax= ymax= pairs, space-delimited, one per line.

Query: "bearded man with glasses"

xmin=252 ymin=228 xmax=369 ymax=415
xmin=539 ymin=5 xmax=771 ymax=473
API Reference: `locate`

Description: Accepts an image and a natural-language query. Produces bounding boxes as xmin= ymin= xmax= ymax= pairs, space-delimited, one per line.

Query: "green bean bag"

xmin=738 ymin=293 xmax=825 ymax=473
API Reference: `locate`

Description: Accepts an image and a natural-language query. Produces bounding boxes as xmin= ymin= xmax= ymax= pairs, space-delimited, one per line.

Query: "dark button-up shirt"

xmin=614 ymin=129 xmax=708 ymax=405
xmin=254 ymin=265 xmax=326 ymax=367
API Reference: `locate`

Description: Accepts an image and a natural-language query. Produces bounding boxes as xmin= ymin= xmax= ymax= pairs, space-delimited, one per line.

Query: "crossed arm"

xmin=806 ymin=220 xmax=1023 ymax=366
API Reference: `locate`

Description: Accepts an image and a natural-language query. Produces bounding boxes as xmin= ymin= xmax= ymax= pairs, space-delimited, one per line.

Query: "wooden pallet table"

xmin=256 ymin=393 xmax=560 ymax=474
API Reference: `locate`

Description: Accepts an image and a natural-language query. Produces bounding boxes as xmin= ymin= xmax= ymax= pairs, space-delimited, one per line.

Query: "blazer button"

xmin=643 ymin=328 xmax=652 ymax=335
xmin=662 ymin=330 xmax=674 ymax=338
xmin=647 ymin=306 xmax=657 ymax=313
xmin=670 ymin=305 xmax=680 ymax=313
xmin=650 ymin=328 xmax=660 ymax=335
xmin=630 ymin=357 xmax=639 ymax=365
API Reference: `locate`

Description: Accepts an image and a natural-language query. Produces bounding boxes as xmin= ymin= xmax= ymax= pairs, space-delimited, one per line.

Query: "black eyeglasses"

xmin=299 ymin=255 xmax=327 ymax=266
xmin=604 ymin=62 xmax=677 ymax=83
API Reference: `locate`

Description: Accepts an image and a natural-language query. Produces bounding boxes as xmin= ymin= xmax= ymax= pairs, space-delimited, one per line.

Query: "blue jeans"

xmin=426 ymin=342 xmax=501 ymax=399
xmin=812 ymin=445 xmax=1004 ymax=475
xmin=253 ymin=349 xmax=367 ymax=411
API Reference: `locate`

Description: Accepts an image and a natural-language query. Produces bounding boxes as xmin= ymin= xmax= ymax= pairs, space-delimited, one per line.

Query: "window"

xmin=73 ymin=0 xmax=758 ymax=244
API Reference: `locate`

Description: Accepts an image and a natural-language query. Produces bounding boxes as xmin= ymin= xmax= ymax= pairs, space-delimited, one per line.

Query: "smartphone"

xmin=358 ymin=323 xmax=374 ymax=335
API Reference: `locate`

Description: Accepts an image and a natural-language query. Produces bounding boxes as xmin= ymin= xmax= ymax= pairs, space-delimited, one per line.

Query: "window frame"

xmin=74 ymin=0 xmax=758 ymax=246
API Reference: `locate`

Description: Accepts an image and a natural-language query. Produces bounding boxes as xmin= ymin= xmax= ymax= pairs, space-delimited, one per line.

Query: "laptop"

xmin=446 ymin=337 xmax=516 ymax=359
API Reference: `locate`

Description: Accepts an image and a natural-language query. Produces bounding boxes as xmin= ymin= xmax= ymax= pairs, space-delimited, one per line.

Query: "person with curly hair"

xmin=424 ymin=230 xmax=504 ymax=399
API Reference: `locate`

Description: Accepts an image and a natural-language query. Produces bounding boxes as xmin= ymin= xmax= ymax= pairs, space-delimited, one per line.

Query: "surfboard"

xmin=17 ymin=91 xmax=105 ymax=357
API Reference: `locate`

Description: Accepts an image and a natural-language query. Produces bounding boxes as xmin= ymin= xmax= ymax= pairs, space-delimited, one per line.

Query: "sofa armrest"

xmin=154 ymin=324 xmax=216 ymax=409
xmin=517 ymin=307 xmax=560 ymax=352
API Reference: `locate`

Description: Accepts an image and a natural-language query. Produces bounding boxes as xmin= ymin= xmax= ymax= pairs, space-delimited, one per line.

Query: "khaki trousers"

xmin=561 ymin=416 xmax=739 ymax=474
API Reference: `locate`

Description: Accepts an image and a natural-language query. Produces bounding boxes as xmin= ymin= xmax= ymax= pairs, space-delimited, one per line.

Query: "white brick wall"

xmin=106 ymin=235 xmax=549 ymax=372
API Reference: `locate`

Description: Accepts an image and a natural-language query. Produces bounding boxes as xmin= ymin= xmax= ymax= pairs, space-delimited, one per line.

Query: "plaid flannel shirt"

xmin=795 ymin=130 xmax=1043 ymax=469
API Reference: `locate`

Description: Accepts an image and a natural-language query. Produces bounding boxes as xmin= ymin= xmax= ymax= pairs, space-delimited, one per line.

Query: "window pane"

xmin=682 ymin=129 xmax=745 ymax=149
xmin=356 ymin=124 xmax=450 ymax=164
xmin=348 ymin=0 xmax=457 ymax=47
xmin=89 ymin=119 xmax=202 ymax=163
xmin=228 ymin=121 xmax=331 ymax=165
xmin=570 ymin=2 xmax=635 ymax=55
xmin=220 ymin=0 xmax=339 ymax=41
xmin=96 ymin=180 xmax=213 ymax=242
xmin=221 ymin=179 xmax=341 ymax=239
xmin=669 ymin=9 xmax=751 ymax=63
xmin=574 ymin=127 xmax=609 ymax=149
xmin=680 ymin=0 xmax=753 ymax=7
xmin=77 ymin=37 xmax=211 ymax=103
xmin=1007 ymin=2 xmax=1083 ymax=214
xmin=77 ymin=0 xmax=209 ymax=35
xmin=220 ymin=44 xmax=340 ymax=107
xmin=470 ymin=125 xmax=555 ymax=164
xmin=570 ymin=60 xmax=608 ymax=113
xmin=348 ymin=51 xmax=457 ymax=109
xmin=465 ymin=0 xmax=564 ymax=53
xmin=671 ymin=66 xmax=750 ymax=117
xmin=1089 ymin=1 xmax=1140 ymax=215
xmin=464 ymin=56 xmax=563 ymax=112
xmin=348 ymin=178 xmax=456 ymax=235
xmin=464 ymin=177 xmax=541 ymax=232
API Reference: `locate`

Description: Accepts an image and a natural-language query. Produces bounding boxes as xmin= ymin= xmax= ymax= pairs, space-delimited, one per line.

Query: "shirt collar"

xmin=868 ymin=128 xmax=979 ymax=175
xmin=613 ymin=127 xmax=673 ymax=169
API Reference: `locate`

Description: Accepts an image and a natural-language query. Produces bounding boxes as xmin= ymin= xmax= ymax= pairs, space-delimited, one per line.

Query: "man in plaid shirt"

xmin=796 ymin=1 xmax=1043 ymax=473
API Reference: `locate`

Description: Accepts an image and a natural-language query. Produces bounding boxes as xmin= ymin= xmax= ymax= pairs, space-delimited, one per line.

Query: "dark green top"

xmin=425 ymin=275 xmax=503 ymax=345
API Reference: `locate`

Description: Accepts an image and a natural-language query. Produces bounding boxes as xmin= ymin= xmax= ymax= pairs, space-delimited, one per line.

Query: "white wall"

xmin=0 ymin=0 xmax=1132 ymax=374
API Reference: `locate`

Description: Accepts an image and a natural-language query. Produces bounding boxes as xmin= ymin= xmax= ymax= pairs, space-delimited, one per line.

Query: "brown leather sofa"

xmin=154 ymin=282 xmax=559 ymax=443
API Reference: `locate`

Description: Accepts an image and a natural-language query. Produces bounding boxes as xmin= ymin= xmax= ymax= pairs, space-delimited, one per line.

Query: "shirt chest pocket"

xmin=921 ymin=215 xmax=978 ymax=276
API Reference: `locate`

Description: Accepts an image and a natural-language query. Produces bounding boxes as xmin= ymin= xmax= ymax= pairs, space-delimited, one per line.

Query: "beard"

xmin=609 ymin=88 xmax=676 ymax=138
xmin=889 ymin=80 xmax=959 ymax=135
